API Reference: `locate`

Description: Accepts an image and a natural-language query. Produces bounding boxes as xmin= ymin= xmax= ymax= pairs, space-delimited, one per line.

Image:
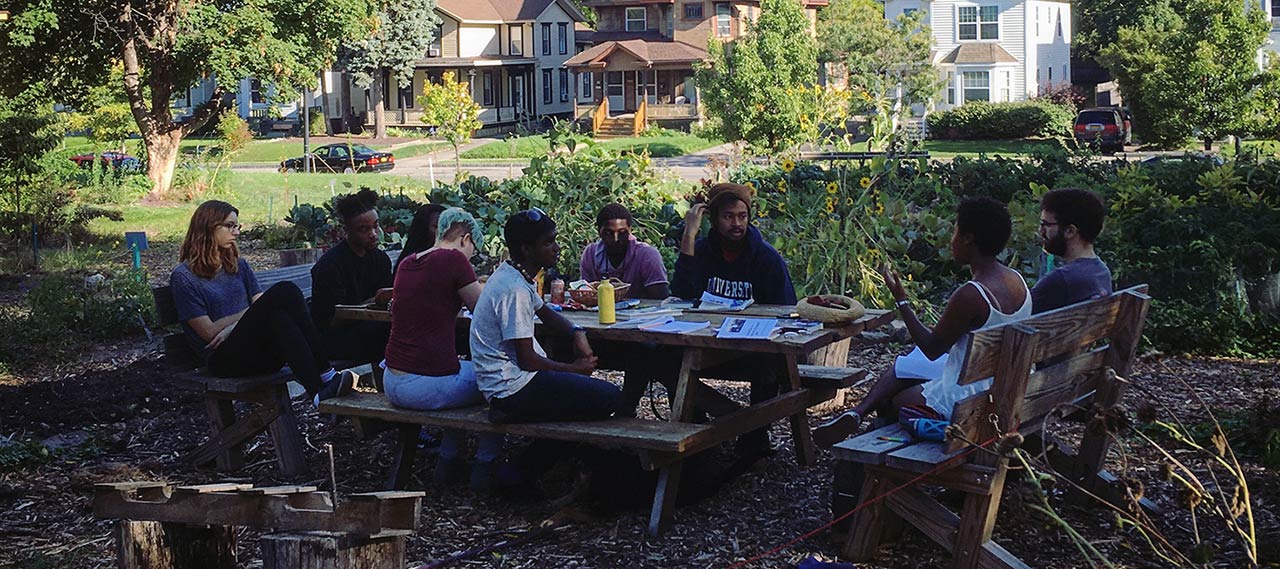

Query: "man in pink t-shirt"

xmin=578 ymin=203 xmax=669 ymax=299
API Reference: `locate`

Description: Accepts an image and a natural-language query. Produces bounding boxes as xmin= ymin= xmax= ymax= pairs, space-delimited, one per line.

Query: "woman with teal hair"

xmin=382 ymin=207 xmax=502 ymax=490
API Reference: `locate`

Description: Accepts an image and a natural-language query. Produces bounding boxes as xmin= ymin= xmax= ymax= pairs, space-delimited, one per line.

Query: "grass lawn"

xmin=460 ymin=133 xmax=724 ymax=160
xmin=61 ymin=136 xmax=446 ymax=166
xmin=919 ymin=139 xmax=1071 ymax=158
xmin=87 ymin=171 xmax=433 ymax=242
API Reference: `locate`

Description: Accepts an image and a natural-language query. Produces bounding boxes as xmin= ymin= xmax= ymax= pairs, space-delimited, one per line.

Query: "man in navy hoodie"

xmin=670 ymin=182 xmax=797 ymax=460
xmin=671 ymin=183 xmax=797 ymax=304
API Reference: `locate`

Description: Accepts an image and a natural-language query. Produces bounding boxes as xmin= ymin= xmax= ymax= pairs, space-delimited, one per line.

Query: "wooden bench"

xmin=831 ymin=285 xmax=1151 ymax=568
xmin=321 ymin=363 xmax=868 ymax=536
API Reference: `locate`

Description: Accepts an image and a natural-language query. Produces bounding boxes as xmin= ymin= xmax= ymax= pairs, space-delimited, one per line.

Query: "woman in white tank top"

xmin=815 ymin=198 xmax=1031 ymax=448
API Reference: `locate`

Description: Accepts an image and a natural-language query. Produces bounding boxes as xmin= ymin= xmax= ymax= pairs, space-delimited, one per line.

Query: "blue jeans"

xmin=384 ymin=360 xmax=502 ymax=462
xmin=488 ymin=369 xmax=621 ymax=424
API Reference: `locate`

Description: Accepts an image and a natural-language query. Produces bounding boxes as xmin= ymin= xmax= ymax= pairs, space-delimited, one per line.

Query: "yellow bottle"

xmin=597 ymin=280 xmax=616 ymax=324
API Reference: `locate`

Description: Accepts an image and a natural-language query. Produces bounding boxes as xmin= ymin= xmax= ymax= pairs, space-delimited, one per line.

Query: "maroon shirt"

xmin=384 ymin=248 xmax=476 ymax=376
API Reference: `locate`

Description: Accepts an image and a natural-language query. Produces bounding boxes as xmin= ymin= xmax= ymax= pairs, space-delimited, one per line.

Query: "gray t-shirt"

xmin=1031 ymin=257 xmax=1113 ymax=314
xmin=469 ymin=262 xmax=546 ymax=401
xmin=170 ymin=259 xmax=262 ymax=356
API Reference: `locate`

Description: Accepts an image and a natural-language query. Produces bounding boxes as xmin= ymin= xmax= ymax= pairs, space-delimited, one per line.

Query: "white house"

xmin=884 ymin=0 xmax=1071 ymax=110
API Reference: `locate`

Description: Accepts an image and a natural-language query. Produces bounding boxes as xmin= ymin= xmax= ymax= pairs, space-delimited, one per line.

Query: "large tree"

xmin=1097 ymin=0 xmax=1278 ymax=148
xmin=0 ymin=0 xmax=374 ymax=196
xmin=342 ymin=0 xmax=440 ymax=140
xmin=696 ymin=0 xmax=818 ymax=151
xmin=817 ymin=0 xmax=939 ymax=115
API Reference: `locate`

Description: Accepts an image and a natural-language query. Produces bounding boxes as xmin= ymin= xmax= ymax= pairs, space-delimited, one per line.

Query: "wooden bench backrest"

xmin=945 ymin=285 xmax=1151 ymax=451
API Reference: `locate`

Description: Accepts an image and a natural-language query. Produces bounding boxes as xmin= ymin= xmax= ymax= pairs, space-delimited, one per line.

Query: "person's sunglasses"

xmin=513 ymin=207 xmax=546 ymax=223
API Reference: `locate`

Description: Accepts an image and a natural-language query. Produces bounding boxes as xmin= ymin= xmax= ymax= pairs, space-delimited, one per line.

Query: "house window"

xmin=1062 ymin=64 xmax=1068 ymax=82
xmin=542 ymin=23 xmax=551 ymax=55
xmin=1274 ymin=0 xmax=1280 ymax=17
xmin=946 ymin=72 xmax=955 ymax=105
xmin=715 ymin=4 xmax=731 ymax=36
xmin=581 ymin=72 xmax=593 ymax=100
xmin=1048 ymin=67 xmax=1053 ymax=82
xmin=428 ymin=23 xmax=442 ymax=57
xmin=904 ymin=7 xmax=918 ymax=17
xmin=510 ymin=26 xmax=523 ymax=55
xmin=560 ymin=69 xmax=570 ymax=102
xmin=958 ymin=6 xmax=998 ymax=40
xmin=962 ymin=71 xmax=989 ymax=102
xmin=250 ymin=79 xmax=263 ymax=104
xmin=1000 ymin=70 xmax=1010 ymax=101
xmin=558 ymin=23 xmax=568 ymax=54
xmin=684 ymin=3 xmax=703 ymax=19
xmin=543 ymin=69 xmax=553 ymax=104
xmin=606 ymin=72 xmax=624 ymax=98
xmin=482 ymin=72 xmax=494 ymax=106
xmin=626 ymin=7 xmax=646 ymax=32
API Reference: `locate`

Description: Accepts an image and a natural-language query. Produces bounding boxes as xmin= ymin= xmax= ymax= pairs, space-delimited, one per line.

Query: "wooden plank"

xmin=978 ymin=541 xmax=1032 ymax=569
xmin=797 ymin=365 xmax=868 ymax=389
xmin=188 ymin=403 xmax=280 ymax=468
xmin=953 ymin=460 xmax=1010 ymax=569
xmin=840 ymin=468 xmax=895 ymax=561
xmin=97 ymin=491 xmax=419 ymax=536
xmin=954 ymin=286 xmax=1146 ymax=385
xmin=679 ymin=388 xmax=835 ymax=456
xmin=670 ymin=348 xmax=701 ymax=423
xmin=883 ymin=484 xmax=960 ymax=552
xmin=805 ymin=337 xmax=851 ymax=367
xmin=203 ymin=397 xmax=243 ymax=471
xmin=266 ymin=385 xmax=308 ymax=478
xmin=949 ymin=324 xmax=1041 ymax=453
xmin=782 ymin=354 xmax=818 ymax=466
xmin=321 ymin=393 xmax=709 ymax=452
xmin=173 ymin=483 xmax=252 ymax=494
xmin=830 ymin=424 xmax=914 ymax=465
xmin=241 ymin=486 xmax=318 ymax=495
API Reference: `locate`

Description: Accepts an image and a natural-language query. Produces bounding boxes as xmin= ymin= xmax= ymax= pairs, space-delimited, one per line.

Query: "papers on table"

xmin=716 ymin=317 xmax=778 ymax=340
xmin=617 ymin=306 xmax=686 ymax=320
xmin=610 ymin=315 xmax=711 ymax=334
xmin=697 ymin=291 xmax=754 ymax=312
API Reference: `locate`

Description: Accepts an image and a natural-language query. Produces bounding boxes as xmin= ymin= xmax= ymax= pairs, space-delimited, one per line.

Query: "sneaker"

xmin=312 ymin=370 xmax=357 ymax=407
xmin=433 ymin=456 xmax=466 ymax=485
xmin=813 ymin=410 xmax=863 ymax=448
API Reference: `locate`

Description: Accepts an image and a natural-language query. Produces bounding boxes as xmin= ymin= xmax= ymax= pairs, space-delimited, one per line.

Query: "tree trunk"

xmin=321 ymin=71 xmax=334 ymax=136
xmin=371 ymin=70 xmax=387 ymax=140
xmin=145 ymin=130 xmax=183 ymax=198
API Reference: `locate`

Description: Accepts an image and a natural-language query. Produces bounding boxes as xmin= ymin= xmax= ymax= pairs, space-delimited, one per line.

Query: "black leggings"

xmin=208 ymin=282 xmax=329 ymax=394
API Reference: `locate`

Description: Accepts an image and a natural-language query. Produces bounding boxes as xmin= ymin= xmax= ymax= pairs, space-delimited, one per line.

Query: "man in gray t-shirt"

xmin=470 ymin=261 xmax=548 ymax=401
xmin=1033 ymin=188 xmax=1113 ymax=313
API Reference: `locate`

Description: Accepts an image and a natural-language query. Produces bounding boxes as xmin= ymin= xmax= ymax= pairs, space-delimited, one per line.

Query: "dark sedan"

xmin=279 ymin=143 xmax=395 ymax=174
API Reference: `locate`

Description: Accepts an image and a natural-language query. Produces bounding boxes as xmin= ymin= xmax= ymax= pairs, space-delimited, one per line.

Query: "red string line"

xmin=725 ymin=435 xmax=1000 ymax=569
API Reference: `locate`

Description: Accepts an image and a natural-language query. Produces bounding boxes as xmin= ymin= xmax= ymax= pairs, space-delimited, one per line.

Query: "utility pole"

xmin=302 ymin=89 xmax=311 ymax=173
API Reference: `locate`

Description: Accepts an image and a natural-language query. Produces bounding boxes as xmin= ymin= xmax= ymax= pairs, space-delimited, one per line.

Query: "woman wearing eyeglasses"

xmin=169 ymin=201 xmax=355 ymax=407
xmin=469 ymin=208 xmax=622 ymax=424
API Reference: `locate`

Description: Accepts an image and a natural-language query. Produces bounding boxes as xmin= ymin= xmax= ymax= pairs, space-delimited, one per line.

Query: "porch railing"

xmin=593 ymin=98 xmax=609 ymax=134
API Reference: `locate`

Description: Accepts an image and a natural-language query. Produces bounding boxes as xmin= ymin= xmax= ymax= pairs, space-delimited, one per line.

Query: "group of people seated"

xmin=168 ymin=180 xmax=1111 ymax=492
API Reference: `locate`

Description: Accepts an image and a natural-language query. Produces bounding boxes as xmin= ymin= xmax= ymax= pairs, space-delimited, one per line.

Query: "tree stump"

xmin=261 ymin=532 xmax=406 ymax=569
xmin=114 ymin=520 xmax=236 ymax=569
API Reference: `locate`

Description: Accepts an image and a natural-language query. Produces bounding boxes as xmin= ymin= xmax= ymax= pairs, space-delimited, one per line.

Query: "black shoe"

xmin=312 ymin=370 xmax=356 ymax=407
xmin=813 ymin=410 xmax=863 ymax=448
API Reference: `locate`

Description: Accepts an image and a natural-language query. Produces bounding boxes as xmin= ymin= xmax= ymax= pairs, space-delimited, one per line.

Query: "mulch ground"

xmin=1 ymin=334 xmax=1278 ymax=568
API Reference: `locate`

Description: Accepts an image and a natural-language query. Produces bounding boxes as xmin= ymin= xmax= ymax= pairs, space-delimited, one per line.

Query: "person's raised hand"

xmin=683 ymin=202 xmax=707 ymax=231
xmin=880 ymin=263 xmax=907 ymax=302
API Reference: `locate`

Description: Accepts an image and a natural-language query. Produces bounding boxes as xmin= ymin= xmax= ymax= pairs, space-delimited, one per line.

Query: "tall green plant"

xmin=342 ymin=0 xmax=441 ymax=139
xmin=418 ymin=70 xmax=483 ymax=171
xmin=696 ymin=0 xmax=818 ymax=151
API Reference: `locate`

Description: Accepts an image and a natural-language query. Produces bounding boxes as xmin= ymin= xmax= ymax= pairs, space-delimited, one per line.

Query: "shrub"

xmin=927 ymin=100 xmax=1076 ymax=139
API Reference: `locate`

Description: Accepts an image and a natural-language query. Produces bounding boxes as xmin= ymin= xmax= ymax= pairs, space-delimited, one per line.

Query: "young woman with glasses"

xmin=169 ymin=200 xmax=355 ymax=406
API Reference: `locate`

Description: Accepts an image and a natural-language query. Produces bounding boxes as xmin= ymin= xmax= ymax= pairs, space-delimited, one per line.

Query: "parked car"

xmin=70 ymin=151 xmax=143 ymax=172
xmin=1073 ymin=108 xmax=1127 ymax=153
xmin=279 ymin=143 xmax=395 ymax=174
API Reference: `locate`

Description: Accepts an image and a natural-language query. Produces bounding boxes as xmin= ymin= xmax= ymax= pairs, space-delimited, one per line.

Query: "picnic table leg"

xmin=203 ymin=396 xmax=244 ymax=471
xmin=841 ymin=466 xmax=892 ymax=561
xmin=387 ymin=424 xmax=419 ymax=490
xmin=781 ymin=354 xmax=817 ymax=466
xmin=669 ymin=348 xmax=701 ymax=422
xmin=648 ymin=461 xmax=684 ymax=537
xmin=267 ymin=385 xmax=308 ymax=478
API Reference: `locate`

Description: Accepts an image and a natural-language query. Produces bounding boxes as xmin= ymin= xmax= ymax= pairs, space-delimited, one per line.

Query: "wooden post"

xmin=267 ymin=385 xmax=308 ymax=478
xmin=202 ymin=398 xmax=242 ymax=471
xmin=115 ymin=521 xmax=236 ymax=569
xmin=261 ymin=532 xmax=405 ymax=569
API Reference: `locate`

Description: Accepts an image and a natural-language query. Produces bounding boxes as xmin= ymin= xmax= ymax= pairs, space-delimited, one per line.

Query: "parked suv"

xmin=1073 ymin=108 xmax=1127 ymax=153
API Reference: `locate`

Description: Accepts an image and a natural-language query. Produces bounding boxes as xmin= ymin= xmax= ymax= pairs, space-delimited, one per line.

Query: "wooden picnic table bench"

xmin=150 ymin=251 xmax=400 ymax=477
xmin=323 ymin=302 xmax=894 ymax=536
xmin=830 ymin=285 xmax=1151 ymax=568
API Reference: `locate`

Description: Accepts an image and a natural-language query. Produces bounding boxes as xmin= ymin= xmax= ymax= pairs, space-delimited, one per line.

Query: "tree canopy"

xmin=816 ymin=0 xmax=938 ymax=114
xmin=418 ymin=70 xmax=482 ymax=170
xmin=0 ymin=0 xmax=375 ymax=195
xmin=696 ymin=0 xmax=818 ymax=151
xmin=343 ymin=0 xmax=441 ymax=139
xmin=1097 ymin=0 xmax=1278 ymax=148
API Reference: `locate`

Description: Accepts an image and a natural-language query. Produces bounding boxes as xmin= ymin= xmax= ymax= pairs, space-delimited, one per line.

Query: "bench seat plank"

xmin=174 ymin=368 xmax=294 ymax=394
xmin=831 ymin=424 xmax=913 ymax=465
xmin=796 ymin=365 xmax=869 ymax=390
xmin=320 ymin=393 xmax=709 ymax=453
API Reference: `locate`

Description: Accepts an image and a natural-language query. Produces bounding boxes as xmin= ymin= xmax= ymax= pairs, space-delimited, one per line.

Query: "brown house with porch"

xmin=567 ymin=0 xmax=827 ymax=136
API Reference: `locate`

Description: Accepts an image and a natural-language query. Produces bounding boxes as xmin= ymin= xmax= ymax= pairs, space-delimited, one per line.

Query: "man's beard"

xmin=1042 ymin=233 xmax=1067 ymax=257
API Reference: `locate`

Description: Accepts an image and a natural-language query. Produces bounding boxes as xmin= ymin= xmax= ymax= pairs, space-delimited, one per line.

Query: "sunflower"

xmin=824 ymin=198 xmax=835 ymax=214
xmin=859 ymin=176 xmax=872 ymax=189
xmin=781 ymin=159 xmax=796 ymax=173
xmin=746 ymin=181 xmax=756 ymax=191
xmin=826 ymin=181 xmax=839 ymax=195
xmin=775 ymin=180 xmax=787 ymax=193
xmin=845 ymin=196 xmax=855 ymax=206
xmin=778 ymin=202 xmax=787 ymax=212
xmin=875 ymin=202 xmax=885 ymax=215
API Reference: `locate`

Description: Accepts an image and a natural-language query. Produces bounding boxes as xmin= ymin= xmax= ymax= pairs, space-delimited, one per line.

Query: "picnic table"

xmin=329 ymin=300 xmax=893 ymax=535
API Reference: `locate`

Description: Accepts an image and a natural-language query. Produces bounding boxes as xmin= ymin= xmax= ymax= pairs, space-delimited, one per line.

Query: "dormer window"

xmin=958 ymin=6 xmax=998 ymax=40
xmin=428 ymin=23 xmax=442 ymax=57
xmin=626 ymin=7 xmax=646 ymax=32
xmin=715 ymin=4 xmax=731 ymax=37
